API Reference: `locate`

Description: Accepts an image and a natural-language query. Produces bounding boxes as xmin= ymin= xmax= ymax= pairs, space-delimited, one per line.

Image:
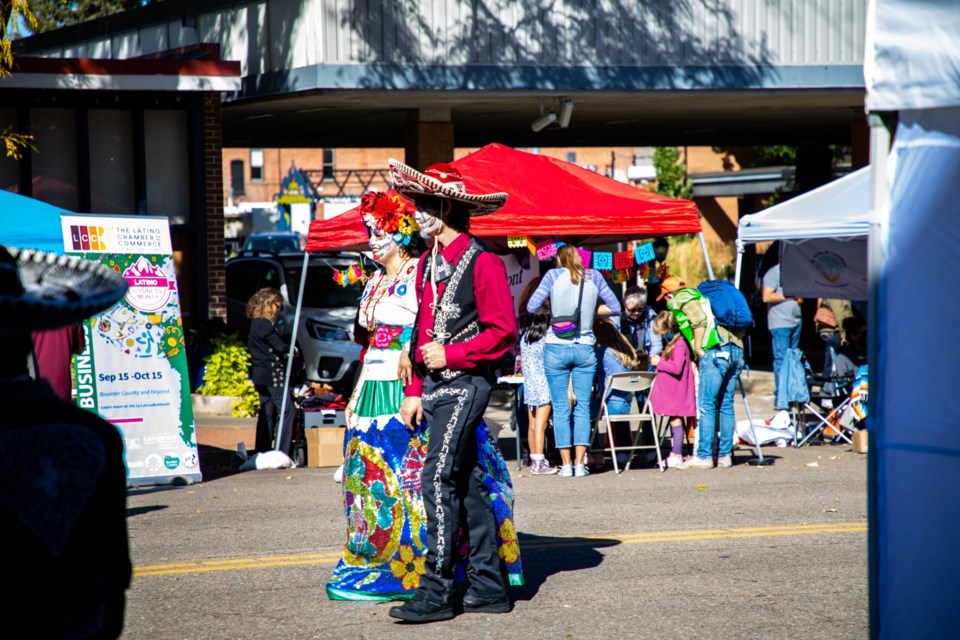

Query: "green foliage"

xmin=28 ymin=0 xmax=146 ymax=33
xmin=750 ymin=145 xmax=797 ymax=167
xmin=653 ymin=147 xmax=693 ymax=200
xmin=197 ymin=333 xmax=260 ymax=418
xmin=1 ymin=1 xmax=37 ymax=158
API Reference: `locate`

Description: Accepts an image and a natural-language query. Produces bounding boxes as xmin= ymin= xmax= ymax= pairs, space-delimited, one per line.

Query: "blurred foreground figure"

xmin=0 ymin=246 xmax=131 ymax=639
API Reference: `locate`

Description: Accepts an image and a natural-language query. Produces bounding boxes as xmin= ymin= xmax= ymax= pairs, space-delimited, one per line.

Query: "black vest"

xmin=414 ymin=238 xmax=486 ymax=383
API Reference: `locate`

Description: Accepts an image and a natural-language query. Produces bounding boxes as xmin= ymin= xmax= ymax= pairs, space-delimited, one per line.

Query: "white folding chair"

xmin=590 ymin=371 xmax=664 ymax=474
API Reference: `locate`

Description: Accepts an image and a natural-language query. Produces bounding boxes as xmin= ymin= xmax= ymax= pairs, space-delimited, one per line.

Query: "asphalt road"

xmin=122 ymin=399 xmax=868 ymax=640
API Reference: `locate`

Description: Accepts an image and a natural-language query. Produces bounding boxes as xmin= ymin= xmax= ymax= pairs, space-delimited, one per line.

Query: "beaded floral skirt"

xmin=326 ymin=379 xmax=523 ymax=601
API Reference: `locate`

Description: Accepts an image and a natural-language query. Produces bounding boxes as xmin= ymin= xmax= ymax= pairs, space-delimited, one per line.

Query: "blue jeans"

xmin=697 ymin=344 xmax=744 ymax=459
xmin=771 ymin=325 xmax=801 ymax=393
xmin=544 ymin=343 xmax=597 ymax=449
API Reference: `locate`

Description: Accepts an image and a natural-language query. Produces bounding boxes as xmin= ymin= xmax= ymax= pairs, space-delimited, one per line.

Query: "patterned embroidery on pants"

xmin=422 ymin=385 xmax=468 ymax=574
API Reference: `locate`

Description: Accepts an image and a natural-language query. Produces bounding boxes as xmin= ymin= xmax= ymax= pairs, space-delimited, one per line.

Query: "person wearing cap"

xmin=619 ymin=283 xmax=662 ymax=359
xmin=387 ymin=160 xmax=518 ymax=623
xmin=0 ymin=246 xmax=132 ymax=638
xmin=659 ymin=275 xmax=745 ymax=469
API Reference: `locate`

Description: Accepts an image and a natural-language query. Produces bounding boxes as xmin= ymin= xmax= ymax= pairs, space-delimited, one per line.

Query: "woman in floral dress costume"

xmin=326 ymin=192 xmax=522 ymax=601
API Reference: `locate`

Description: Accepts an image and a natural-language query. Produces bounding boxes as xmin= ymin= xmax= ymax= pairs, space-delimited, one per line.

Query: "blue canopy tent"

xmin=0 ymin=190 xmax=68 ymax=253
xmin=865 ymin=1 xmax=960 ymax=637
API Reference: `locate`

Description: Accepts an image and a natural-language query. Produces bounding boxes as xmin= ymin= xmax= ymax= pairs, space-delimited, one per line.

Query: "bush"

xmin=196 ymin=333 xmax=260 ymax=418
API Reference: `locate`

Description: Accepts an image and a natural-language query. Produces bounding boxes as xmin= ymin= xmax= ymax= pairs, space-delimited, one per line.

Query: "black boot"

xmin=462 ymin=592 xmax=512 ymax=614
xmin=388 ymin=591 xmax=455 ymax=623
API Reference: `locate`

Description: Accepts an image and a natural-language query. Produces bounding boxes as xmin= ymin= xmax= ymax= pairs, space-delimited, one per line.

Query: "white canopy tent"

xmin=734 ymin=166 xmax=871 ymax=300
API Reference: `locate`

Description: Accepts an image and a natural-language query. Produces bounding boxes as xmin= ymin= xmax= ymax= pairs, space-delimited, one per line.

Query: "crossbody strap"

xmin=551 ymin=274 xmax=586 ymax=336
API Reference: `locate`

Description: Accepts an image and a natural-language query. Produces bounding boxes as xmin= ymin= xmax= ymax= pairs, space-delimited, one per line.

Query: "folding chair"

xmin=796 ymin=349 xmax=857 ymax=446
xmin=589 ymin=371 xmax=665 ymax=474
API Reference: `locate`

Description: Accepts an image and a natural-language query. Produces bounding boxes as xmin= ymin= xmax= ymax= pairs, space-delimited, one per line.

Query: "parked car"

xmin=225 ymin=250 xmax=366 ymax=393
xmin=242 ymin=231 xmax=302 ymax=253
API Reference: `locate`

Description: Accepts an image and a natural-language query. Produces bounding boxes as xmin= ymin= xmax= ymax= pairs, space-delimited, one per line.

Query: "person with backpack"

xmin=659 ymin=276 xmax=748 ymax=469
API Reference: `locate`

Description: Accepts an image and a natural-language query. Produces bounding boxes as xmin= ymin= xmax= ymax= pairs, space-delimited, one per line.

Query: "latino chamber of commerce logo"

xmin=812 ymin=250 xmax=847 ymax=284
xmin=122 ymin=257 xmax=176 ymax=312
xmin=70 ymin=224 xmax=108 ymax=251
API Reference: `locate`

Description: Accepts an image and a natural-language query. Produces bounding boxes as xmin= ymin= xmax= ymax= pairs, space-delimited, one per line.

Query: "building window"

xmin=322 ymin=148 xmax=335 ymax=181
xmin=30 ymin=108 xmax=80 ymax=211
xmin=88 ymin=109 xmax=136 ymax=214
xmin=566 ymin=151 xmax=577 ymax=164
xmin=250 ymin=148 xmax=264 ymax=181
xmin=230 ymin=160 xmax=245 ymax=196
xmin=144 ymin=110 xmax=190 ymax=224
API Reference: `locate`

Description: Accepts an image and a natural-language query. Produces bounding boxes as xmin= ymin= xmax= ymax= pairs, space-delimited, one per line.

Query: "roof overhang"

xmin=0 ymin=56 xmax=241 ymax=92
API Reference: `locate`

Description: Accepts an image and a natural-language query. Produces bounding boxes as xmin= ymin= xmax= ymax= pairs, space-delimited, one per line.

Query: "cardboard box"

xmin=852 ymin=429 xmax=868 ymax=454
xmin=306 ymin=427 xmax=345 ymax=468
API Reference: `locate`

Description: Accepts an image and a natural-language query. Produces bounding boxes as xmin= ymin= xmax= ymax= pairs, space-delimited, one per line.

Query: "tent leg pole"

xmin=739 ymin=374 xmax=772 ymax=465
xmin=698 ymin=232 xmax=715 ymax=281
xmin=276 ymin=251 xmax=309 ymax=455
xmin=734 ymin=250 xmax=743 ymax=288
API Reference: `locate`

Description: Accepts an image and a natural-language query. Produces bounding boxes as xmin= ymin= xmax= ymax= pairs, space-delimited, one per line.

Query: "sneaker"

xmin=685 ymin=456 xmax=715 ymax=469
xmin=717 ymin=455 xmax=733 ymax=468
xmin=333 ymin=464 xmax=344 ymax=483
xmin=530 ymin=459 xmax=558 ymax=475
xmin=664 ymin=453 xmax=687 ymax=469
xmin=559 ymin=464 xmax=574 ymax=477
xmin=574 ymin=464 xmax=590 ymax=477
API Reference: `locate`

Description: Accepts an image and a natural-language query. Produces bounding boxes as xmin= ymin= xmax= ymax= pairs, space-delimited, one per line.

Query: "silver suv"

xmin=225 ymin=250 xmax=365 ymax=393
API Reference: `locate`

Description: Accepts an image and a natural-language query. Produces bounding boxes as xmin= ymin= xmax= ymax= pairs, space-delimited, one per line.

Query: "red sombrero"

xmin=389 ymin=159 xmax=508 ymax=216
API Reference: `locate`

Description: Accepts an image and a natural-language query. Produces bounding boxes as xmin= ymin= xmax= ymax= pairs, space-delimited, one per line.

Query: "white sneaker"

xmin=717 ymin=455 xmax=733 ymax=468
xmin=559 ymin=465 xmax=574 ymax=477
xmin=333 ymin=465 xmax=344 ymax=483
xmin=685 ymin=456 xmax=715 ymax=469
xmin=664 ymin=454 xmax=687 ymax=469
xmin=574 ymin=464 xmax=590 ymax=477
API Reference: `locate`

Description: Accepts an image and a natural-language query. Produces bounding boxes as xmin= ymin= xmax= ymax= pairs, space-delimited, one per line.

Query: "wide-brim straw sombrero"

xmin=0 ymin=247 xmax=129 ymax=332
xmin=389 ymin=159 xmax=508 ymax=216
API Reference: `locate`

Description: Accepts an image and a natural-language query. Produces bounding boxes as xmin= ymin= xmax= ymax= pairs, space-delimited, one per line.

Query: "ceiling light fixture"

xmin=531 ymin=111 xmax=557 ymax=132
xmin=531 ymin=97 xmax=573 ymax=132
xmin=558 ymin=99 xmax=574 ymax=128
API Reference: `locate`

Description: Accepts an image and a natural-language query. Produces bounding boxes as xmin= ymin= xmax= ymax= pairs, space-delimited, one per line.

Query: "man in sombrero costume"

xmin=0 ymin=246 xmax=132 ymax=638
xmin=387 ymin=160 xmax=517 ymax=623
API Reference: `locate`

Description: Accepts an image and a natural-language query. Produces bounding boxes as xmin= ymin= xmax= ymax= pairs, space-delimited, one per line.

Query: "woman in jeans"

xmin=526 ymin=246 xmax=620 ymax=477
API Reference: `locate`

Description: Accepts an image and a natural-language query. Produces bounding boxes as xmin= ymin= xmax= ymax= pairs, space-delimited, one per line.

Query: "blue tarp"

xmin=0 ymin=190 xmax=67 ymax=253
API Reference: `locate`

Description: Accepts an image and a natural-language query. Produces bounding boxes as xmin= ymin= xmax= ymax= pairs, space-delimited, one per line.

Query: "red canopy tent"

xmin=305 ymin=143 xmax=700 ymax=252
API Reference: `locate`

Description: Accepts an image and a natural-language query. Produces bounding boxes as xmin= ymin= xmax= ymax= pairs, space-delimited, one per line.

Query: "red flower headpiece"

xmin=360 ymin=191 xmax=419 ymax=246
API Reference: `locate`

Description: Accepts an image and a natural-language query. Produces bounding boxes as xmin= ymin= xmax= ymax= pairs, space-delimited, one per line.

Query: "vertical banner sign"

xmin=65 ymin=215 xmax=201 ymax=485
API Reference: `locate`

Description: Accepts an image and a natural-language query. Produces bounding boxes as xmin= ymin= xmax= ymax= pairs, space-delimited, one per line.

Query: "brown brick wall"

xmin=204 ymin=93 xmax=226 ymax=320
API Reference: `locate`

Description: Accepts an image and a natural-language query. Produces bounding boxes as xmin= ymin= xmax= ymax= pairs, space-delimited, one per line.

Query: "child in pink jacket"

xmin=649 ymin=311 xmax=697 ymax=469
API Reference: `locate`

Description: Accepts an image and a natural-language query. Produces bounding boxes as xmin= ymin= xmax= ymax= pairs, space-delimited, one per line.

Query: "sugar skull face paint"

xmin=414 ymin=198 xmax=444 ymax=238
xmin=368 ymin=229 xmax=399 ymax=263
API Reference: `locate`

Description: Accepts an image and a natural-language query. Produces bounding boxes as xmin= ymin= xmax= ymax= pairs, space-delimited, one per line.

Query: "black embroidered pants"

xmin=417 ymin=373 xmax=507 ymax=604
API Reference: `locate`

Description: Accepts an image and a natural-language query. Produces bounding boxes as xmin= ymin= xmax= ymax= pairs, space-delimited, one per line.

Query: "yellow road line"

xmin=133 ymin=521 xmax=867 ymax=578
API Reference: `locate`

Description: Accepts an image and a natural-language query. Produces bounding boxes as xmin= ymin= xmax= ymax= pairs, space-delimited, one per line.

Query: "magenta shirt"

xmin=649 ymin=337 xmax=697 ymax=417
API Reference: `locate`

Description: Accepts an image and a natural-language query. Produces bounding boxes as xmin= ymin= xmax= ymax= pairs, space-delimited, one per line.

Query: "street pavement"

xmin=123 ymin=377 xmax=867 ymax=640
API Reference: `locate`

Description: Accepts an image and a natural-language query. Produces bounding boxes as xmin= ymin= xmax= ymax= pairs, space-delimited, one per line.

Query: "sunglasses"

xmin=625 ymin=306 xmax=642 ymax=313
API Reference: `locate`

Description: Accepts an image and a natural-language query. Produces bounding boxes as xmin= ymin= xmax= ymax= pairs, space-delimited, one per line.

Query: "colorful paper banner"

xmin=577 ymin=248 xmax=593 ymax=268
xmin=635 ymin=242 xmax=655 ymax=264
xmin=536 ymin=240 xmax=558 ymax=260
xmin=593 ymin=252 xmax=613 ymax=270
xmin=614 ymin=250 xmax=634 ymax=270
